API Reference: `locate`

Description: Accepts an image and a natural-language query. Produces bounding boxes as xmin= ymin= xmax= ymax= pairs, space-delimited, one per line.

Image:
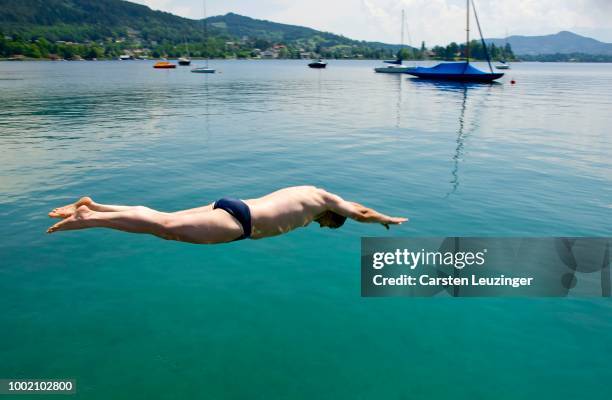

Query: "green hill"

xmin=208 ymin=12 xmax=402 ymax=53
xmin=0 ymin=0 xmax=203 ymax=43
xmin=0 ymin=0 xmax=403 ymax=59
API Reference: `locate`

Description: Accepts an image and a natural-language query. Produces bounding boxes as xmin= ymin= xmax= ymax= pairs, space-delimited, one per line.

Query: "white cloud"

xmin=130 ymin=0 xmax=612 ymax=44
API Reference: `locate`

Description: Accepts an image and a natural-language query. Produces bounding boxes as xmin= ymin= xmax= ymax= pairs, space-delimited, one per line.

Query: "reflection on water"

xmin=407 ymin=79 xmax=503 ymax=196
xmin=449 ymin=84 xmax=469 ymax=196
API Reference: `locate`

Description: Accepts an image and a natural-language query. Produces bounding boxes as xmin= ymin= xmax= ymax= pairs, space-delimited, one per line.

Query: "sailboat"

xmin=191 ymin=0 xmax=215 ymax=74
xmin=406 ymin=0 xmax=503 ymax=82
xmin=495 ymin=29 xmax=511 ymax=69
xmin=495 ymin=31 xmax=511 ymax=69
xmin=375 ymin=9 xmax=415 ymax=73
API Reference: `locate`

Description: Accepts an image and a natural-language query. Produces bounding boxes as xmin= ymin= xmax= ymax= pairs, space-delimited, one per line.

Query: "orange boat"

xmin=153 ymin=61 xmax=176 ymax=69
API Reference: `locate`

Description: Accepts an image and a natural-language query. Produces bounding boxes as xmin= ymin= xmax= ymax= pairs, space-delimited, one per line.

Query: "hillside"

xmin=207 ymin=13 xmax=402 ymax=52
xmin=0 ymin=0 xmax=205 ymax=43
xmin=0 ymin=0 xmax=402 ymax=59
xmin=487 ymin=31 xmax=612 ymax=56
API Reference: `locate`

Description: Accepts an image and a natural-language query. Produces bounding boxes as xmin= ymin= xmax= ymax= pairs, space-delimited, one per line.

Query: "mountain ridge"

xmin=486 ymin=31 xmax=612 ymax=56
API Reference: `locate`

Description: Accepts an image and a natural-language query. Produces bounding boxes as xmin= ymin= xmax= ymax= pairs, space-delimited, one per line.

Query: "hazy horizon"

xmin=131 ymin=0 xmax=612 ymax=46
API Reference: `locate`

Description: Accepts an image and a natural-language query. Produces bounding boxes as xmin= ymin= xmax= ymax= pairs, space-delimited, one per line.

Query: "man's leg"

xmin=50 ymin=197 xmax=214 ymax=218
xmin=171 ymin=203 xmax=214 ymax=215
xmin=46 ymin=205 xmax=241 ymax=244
xmin=47 ymin=205 xmax=171 ymax=237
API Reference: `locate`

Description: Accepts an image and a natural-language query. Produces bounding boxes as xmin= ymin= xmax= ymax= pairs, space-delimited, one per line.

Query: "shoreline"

xmin=2 ymin=58 xmax=612 ymax=64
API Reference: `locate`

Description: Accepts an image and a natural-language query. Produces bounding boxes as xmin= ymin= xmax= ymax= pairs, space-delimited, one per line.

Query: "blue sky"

xmin=132 ymin=0 xmax=612 ymax=45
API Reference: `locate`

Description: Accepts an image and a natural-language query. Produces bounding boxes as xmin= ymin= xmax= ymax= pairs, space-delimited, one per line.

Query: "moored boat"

xmin=375 ymin=9 xmax=415 ymax=73
xmin=153 ymin=61 xmax=176 ymax=69
xmin=374 ymin=65 xmax=416 ymax=73
xmin=495 ymin=61 xmax=510 ymax=70
xmin=405 ymin=0 xmax=503 ymax=82
xmin=178 ymin=57 xmax=191 ymax=66
xmin=406 ymin=62 xmax=503 ymax=82
xmin=308 ymin=59 xmax=327 ymax=68
xmin=191 ymin=67 xmax=215 ymax=73
xmin=191 ymin=0 xmax=216 ymax=74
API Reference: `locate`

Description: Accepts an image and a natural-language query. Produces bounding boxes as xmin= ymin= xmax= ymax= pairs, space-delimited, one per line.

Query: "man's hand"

xmin=378 ymin=214 xmax=408 ymax=229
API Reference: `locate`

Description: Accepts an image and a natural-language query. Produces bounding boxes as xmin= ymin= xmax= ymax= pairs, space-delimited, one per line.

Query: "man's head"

xmin=314 ymin=211 xmax=347 ymax=229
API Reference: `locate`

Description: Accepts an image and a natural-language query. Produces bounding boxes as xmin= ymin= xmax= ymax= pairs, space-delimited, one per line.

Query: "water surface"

xmin=1 ymin=60 xmax=611 ymax=399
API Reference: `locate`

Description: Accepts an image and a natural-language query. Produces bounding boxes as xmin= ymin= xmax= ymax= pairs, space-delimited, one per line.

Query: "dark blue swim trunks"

xmin=213 ymin=197 xmax=252 ymax=240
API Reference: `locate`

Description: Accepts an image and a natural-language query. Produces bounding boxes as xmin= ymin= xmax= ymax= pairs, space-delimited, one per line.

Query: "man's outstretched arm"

xmin=323 ymin=192 xmax=408 ymax=229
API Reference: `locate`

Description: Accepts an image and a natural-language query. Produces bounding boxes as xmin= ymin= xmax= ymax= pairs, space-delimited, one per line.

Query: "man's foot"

xmin=49 ymin=197 xmax=93 ymax=218
xmin=47 ymin=205 xmax=93 ymax=233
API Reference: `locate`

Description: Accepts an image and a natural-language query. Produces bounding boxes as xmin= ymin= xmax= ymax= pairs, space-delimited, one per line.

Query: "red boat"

xmin=153 ymin=61 xmax=176 ymax=69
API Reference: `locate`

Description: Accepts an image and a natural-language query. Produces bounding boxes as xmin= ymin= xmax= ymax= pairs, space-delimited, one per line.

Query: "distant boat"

xmin=191 ymin=67 xmax=215 ymax=73
xmin=375 ymin=9 xmax=415 ymax=73
xmin=405 ymin=0 xmax=503 ymax=82
xmin=153 ymin=61 xmax=176 ymax=69
xmin=308 ymin=59 xmax=327 ymax=68
xmin=495 ymin=61 xmax=510 ymax=69
xmin=191 ymin=0 xmax=215 ymax=74
xmin=178 ymin=37 xmax=191 ymax=65
xmin=119 ymin=54 xmax=133 ymax=60
xmin=495 ymin=30 xmax=511 ymax=69
xmin=375 ymin=65 xmax=415 ymax=73
xmin=383 ymin=59 xmax=403 ymax=65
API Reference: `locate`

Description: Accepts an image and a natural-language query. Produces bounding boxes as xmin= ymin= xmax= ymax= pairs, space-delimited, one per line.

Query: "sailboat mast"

xmin=401 ymin=9 xmax=405 ymax=47
xmin=466 ymin=0 xmax=470 ymax=62
xmin=202 ymin=0 xmax=208 ymax=67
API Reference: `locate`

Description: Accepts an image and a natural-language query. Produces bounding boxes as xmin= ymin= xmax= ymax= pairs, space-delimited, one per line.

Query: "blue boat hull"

xmin=406 ymin=62 xmax=504 ymax=82
xmin=406 ymin=71 xmax=504 ymax=82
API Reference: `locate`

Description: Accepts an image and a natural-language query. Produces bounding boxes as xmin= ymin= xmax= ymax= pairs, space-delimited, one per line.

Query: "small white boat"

xmin=191 ymin=67 xmax=215 ymax=73
xmin=495 ymin=61 xmax=510 ymax=70
xmin=374 ymin=65 xmax=415 ymax=73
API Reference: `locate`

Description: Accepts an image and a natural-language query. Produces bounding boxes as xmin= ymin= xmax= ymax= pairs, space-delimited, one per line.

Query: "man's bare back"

xmin=246 ymin=186 xmax=330 ymax=238
xmin=47 ymin=186 xmax=407 ymax=244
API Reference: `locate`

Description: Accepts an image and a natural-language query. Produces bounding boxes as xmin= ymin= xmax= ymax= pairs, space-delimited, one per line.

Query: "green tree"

xmin=85 ymin=46 xmax=103 ymax=59
xmin=397 ymin=47 xmax=411 ymax=60
xmin=446 ymin=42 xmax=459 ymax=59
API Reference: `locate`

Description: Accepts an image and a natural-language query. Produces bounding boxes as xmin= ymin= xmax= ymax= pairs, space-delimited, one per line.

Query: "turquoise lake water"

xmin=1 ymin=60 xmax=611 ymax=399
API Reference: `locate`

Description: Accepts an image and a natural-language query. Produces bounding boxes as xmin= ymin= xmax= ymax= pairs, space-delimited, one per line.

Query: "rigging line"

xmin=470 ymin=0 xmax=494 ymax=73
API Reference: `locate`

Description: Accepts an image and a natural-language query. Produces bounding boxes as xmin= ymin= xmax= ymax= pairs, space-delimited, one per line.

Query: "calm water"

xmin=1 ymin=60 xmax=611 ymax=399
